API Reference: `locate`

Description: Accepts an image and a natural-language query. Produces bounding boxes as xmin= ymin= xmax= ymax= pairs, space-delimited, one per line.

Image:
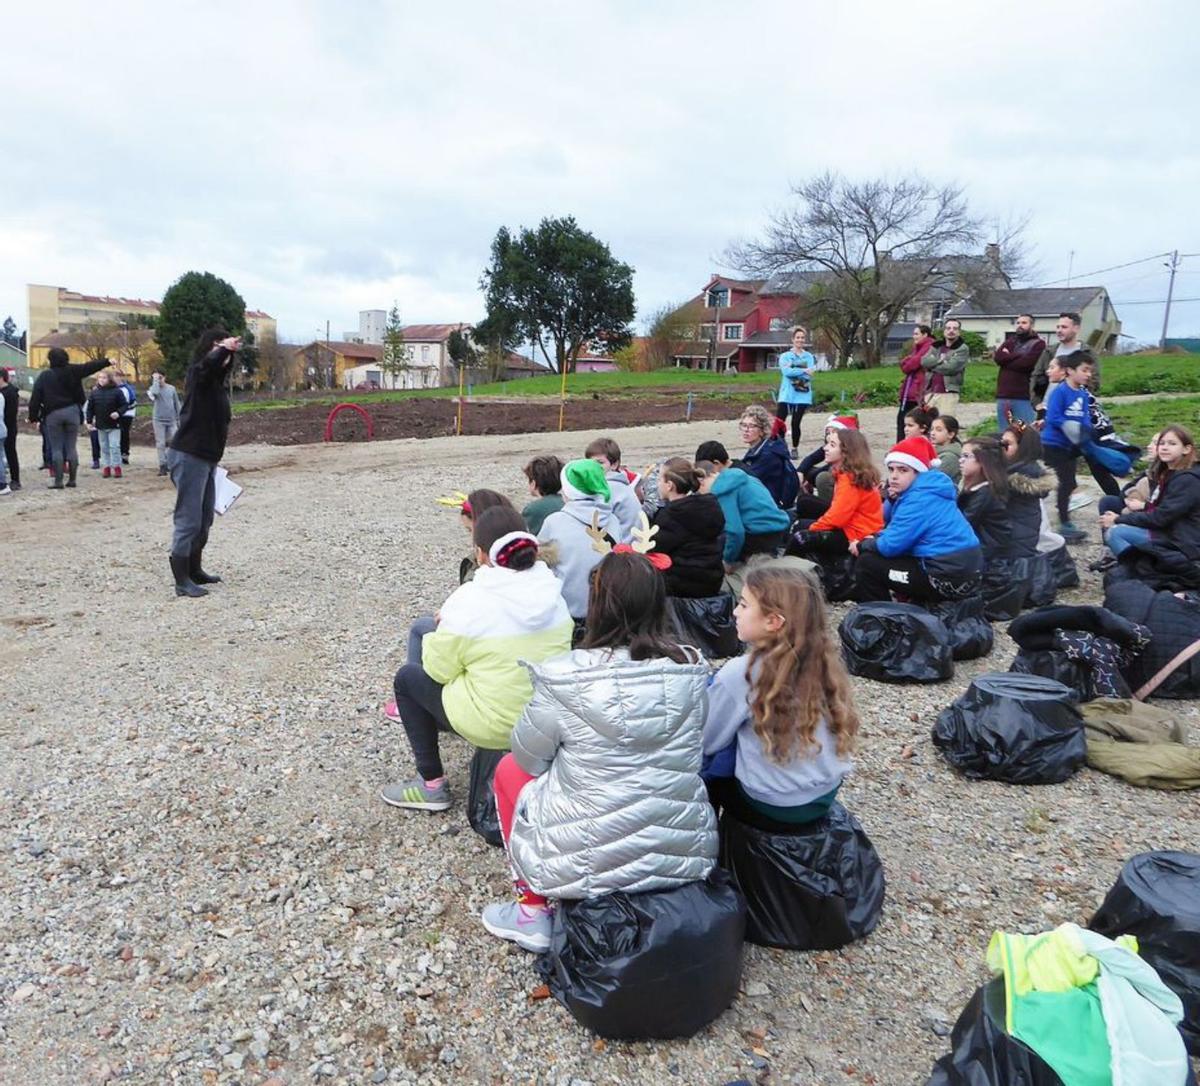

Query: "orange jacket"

xmin=809 ymin=471 xmax=885 ymax=541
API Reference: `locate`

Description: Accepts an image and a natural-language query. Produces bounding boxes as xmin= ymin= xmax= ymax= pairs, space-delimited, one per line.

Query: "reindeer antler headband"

xmin=587 ymin=511 xmax=672 ymax=571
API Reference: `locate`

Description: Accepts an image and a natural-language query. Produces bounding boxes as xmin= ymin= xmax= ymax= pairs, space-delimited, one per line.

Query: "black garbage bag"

xmin=1048 ymin=544 xmax=1080 ymax=589
xmin=536 ymin=868 xmax=745 ymax=1040
xmin=930 ymin=596 xmax=995 ymax=661
xmin=840 ymin=602 xmax=954 ymax=684
xmin=1105 ymin=579 xmax=1200 ymax=699
xmin=666 ymin=594 xmax=740 ymax=660
xmin=925 ymin=978 xmax=1069 ymax=1085
xmin=932 ymin=673 xmax=1086 ymax=784
xmin=1090 ymin=850 xmax=1200 ymax=1055
xmin=1024 ymin=552 xmax=1058 ymax=609
xmin=718 ymin=803 xmax=885 ymax=950
xmin=1009 ymin=648 xmax=1095 ymax=702
xmin=816 ymin=553 xmax=859 ymax=603
xmin=981 ymin=558 xmax=1027 ymax=621
xmin=467 ymin=747 xmax=505 ymax=847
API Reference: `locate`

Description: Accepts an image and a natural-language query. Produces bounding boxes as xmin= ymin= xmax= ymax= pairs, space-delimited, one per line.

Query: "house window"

xmin=705 ymin=287 xmax=730 ymax=309
xmin=931 ymin=301 xmax=950 ymax=322
xmin=698 ymin=323 xmax=715 ymax=342
xmin=722 ymin=324 xmax=743 ymax=341
xmin=421 ymin=344 xmax=430 ymax=362
xmin=768 ymin=317 xmax=790 ymax=331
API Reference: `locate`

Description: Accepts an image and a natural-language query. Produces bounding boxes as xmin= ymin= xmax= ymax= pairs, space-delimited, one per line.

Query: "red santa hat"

xmin=770 ymin=416 xmax=788 ymax=440
xmin=885 ymin=435 xmax=938 ymax=474
xmin=824 ymin=414 xmax=860 ymax=431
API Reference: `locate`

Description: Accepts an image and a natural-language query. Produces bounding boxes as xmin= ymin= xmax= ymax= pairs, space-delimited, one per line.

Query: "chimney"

xmin=985 ymin=243 xmax=1001 ymax=267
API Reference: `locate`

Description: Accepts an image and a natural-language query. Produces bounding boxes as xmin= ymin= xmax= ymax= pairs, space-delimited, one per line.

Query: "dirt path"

xmin=2 ymin=406 xmax=1195 ymax=1085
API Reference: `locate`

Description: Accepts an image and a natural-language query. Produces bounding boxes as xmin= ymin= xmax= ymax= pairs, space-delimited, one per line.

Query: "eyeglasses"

xmin=960 ymin=452 xmax=977 ymax=461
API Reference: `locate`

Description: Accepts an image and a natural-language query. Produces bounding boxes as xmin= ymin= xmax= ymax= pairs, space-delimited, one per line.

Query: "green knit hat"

xmin=561 ymin=459 xmax=611 ymax=502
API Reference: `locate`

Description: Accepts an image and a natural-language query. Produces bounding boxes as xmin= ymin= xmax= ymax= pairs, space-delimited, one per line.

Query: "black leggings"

xmin=786 ymin=526 xmax=850 ymax=560
xmin=774 ymin=402 xmax=808 ymax=448
xmin=393 ymin=662 xmax=452 ymax=780
xmin=1043 ymin=446 xmax=1078 ymax=523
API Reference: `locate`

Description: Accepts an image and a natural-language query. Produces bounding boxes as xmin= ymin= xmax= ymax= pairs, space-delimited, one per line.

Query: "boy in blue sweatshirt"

xmin=696 ymin=442 xmax=791 ymax=565
xmin=1040 ymin=354 xmax=1095 ymax=543
xmin=852 ymin=434 xmax=982 ymax=603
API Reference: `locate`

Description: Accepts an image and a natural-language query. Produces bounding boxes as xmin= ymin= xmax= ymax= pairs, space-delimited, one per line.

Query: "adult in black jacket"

xmin=651 ymin=458 xmax=726 ymax=598
xmin=166 ymin=328 xmax=240 ymax=597
xmin=0 ymin=368 xmax=19 ymax=488
xmin=957 ymin=438 xmax=1016 ymax=561
xmin=27 ymin=347 xmax=110 ymax=489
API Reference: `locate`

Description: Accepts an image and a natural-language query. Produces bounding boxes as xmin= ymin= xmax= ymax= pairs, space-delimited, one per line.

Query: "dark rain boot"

xmin=47 ymin=463 xmax=64 ymax=489
xmin=65 ymin=461 xmax=78 ymax=488
xmin=189 ymin=548 xmax=222 ymax=585
xmin=170 ymin=554 xmax=208 ymax=598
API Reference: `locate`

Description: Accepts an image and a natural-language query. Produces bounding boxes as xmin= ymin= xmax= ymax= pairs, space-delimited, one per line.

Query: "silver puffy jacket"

xmin=507 ymin=647 xmax=718 ymax=900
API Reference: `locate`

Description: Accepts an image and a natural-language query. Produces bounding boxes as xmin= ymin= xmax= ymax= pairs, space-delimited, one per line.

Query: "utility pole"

xmin=1159 ymin=250 xmax=1180 ymax=350
xmin=1066 ymin=251 xmax=1075 ymax=287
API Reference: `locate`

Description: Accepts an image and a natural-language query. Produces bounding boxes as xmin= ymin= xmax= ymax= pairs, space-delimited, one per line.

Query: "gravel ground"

xmin=2 ymin=407 xmax=1197 ymax=1086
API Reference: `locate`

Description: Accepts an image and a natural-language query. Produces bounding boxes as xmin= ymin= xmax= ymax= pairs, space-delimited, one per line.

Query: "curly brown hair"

xmin=743 ymin=563 xmax=859 ymax=763
xmin=830 ymin=429 xmax=879 ymax=491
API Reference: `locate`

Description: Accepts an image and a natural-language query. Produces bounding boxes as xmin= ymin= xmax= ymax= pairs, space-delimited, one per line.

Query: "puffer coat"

xmin=507 ymin=647 xmax=718 ymax=900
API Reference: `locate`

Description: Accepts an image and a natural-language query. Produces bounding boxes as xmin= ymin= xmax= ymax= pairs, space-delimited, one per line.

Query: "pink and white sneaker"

xmin=480 ymin=901 xmax=553 ymax=952
xmin=383 ymin=699 xmax=401 ymax=723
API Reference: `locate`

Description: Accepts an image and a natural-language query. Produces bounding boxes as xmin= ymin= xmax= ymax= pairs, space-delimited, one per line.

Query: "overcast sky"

xmin=5 ymin=0 xmax=1198 ymax=348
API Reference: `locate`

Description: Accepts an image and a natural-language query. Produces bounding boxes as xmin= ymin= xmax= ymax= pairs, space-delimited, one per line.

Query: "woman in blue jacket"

xmin=774 ymin=326 xmax=815 ymax=455
xmin=737 ymin=404 xmax=799 ymax=510
xmin=851 ymin=435 xmax=983 ymax=603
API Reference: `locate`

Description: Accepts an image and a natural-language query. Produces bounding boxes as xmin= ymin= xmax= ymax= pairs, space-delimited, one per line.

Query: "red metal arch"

xmin=324 ymin=402 xmax=375 ymax=442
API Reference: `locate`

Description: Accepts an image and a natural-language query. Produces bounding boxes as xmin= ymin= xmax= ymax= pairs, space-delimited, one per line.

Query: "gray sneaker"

xmin=380 ymin=778 xmax=451 ymax=812
xmin=1059 ymin=521 xmax=1088 ymax=544
xmin=481 ymin=901 xmax=553 ymax=952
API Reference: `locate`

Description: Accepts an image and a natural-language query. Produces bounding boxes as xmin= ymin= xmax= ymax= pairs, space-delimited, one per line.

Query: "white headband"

xmin=488 ymin=531 xmax=539 ymax=567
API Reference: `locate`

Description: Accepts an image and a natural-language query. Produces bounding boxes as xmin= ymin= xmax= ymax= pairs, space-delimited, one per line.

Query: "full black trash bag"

xmin=467 ymin=747 xmax=505 ymax=847
xmin=718 ymin=803 xmax=886 ymax=950
xmin=536 ymin=868 xmax=745 ymax=1040
xmin=930 ymin=596 xmax=995 ymax=661
xmin=1009 ymin=648 xmax=1095 ymax=702
xmin=1105 ymin=579 xmax=1200 ymax=699
xmin=932 ymin=673 xmax=1086 ymax=784
xmin=1048 ymin=544 xmax=1080 ymax=589
xmin=925 ymin=978 xmax=1068 ymax=1086
xmin=1024 ymin=552 xmax=1058 ymax=609
xmin=816 ymin=553 xmax=859 ymax=603
xmin=1090 ymin=850 xmax=1200 ymax=1055
xmin=981 ymin=559 xmax=1027 ymax=621
xmin=666 ymin=594 xmax=740 ymax=660
xmin=840 ymin=602 xmax=954 ymax=684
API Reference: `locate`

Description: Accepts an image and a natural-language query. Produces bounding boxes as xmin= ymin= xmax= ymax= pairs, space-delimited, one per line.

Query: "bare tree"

xmin=642 ymin=303 xmax=693 ymax=371
xmin=259 ymin=334 xmax=296 ymax=392
xmin=794 ymin=278 xmax=864 ymax=367
xmin=73 ymin=319 xmax=121 ymax=363
xmin=731 ymin=173 xmax=1029 ymax=367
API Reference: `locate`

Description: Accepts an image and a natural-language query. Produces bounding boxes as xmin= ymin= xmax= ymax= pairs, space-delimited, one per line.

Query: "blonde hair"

xmin=740 ymin=404 xmax=773 ymax=434
xmin=743 ymin=564 xmax=859 ymax=763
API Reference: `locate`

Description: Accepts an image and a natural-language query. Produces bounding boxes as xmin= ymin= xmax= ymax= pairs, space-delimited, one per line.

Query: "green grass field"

xmin=231 ymin=352 xmax=1200 ymax=415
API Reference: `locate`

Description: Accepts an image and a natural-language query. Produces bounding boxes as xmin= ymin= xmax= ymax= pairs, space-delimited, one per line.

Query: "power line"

xmin=1032 ymin=251 xmax=1174 ymax=287
xmin=1118 ymin=297 xmax=1200 ymax=306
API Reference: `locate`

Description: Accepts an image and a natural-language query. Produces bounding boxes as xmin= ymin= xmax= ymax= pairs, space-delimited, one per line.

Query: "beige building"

xmin=947 ymin=286 xmax=1122 ymax=352
xmin=26 ymin=284 xmax=277 ymax=365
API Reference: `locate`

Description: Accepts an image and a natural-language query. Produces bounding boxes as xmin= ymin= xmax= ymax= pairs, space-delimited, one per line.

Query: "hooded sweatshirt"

xmin=704 ymin=654 xmax=852 ymax=807
xmin=994 ymin=330 xmax=1047 ymax=401
xmin=710 ymin=468 xmax=791 ymax=563
xmin=604 ymin=470 xmax=641 ymax=543
xmin=874 ymin=469 xmax=981 ymax=568
xmin=650 ymin=492 xmax=726 ymax=597
xmin=1116 ymin=465 xmax=1200 ymax=559
xmin=420 ymin=561 xmax=573 ymax=749
xmin=538 ymin=496 xmax=620 ymax=618
xmin=28 ymin=356 xmax=110 ymax=421
xmin=84 ymin=384 xmax=127 ymax=431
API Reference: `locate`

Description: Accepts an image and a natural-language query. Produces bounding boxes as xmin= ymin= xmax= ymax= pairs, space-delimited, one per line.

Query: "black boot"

xmin=65 ymin=461 xmax=78 ymax=488
xmin=170 ymin=554 xmax=208 ymax=598
xmin=47 ymin=463 xmax=64 ymax=489
xmin=190 ymin=548 xmax=222 ymax=585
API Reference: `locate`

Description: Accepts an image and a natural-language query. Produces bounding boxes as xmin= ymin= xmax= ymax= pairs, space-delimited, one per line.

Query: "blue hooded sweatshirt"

xmin=876 ymin=469 xmax=981 ymax=567
xmin=711 ymin=468 xmax=791 ymax=562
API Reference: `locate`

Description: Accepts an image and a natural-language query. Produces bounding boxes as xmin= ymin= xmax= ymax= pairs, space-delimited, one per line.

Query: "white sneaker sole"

xmin=480 ymin=912 xmax=550 ymax=953
xmin=1068 ymin=491 xmax=1095 ymax=512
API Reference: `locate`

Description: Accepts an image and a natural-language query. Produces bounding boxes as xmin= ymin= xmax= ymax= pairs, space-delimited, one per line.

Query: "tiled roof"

xmin=299 ymin=340 xmax=384 ymax=360
xmin=949 ymin=286 xmax=1106 ymax=318
xmin=739 ymin=331 xmax=793 ymax=349
xmin=33 ymin=329 xmax=157 ymax=349
xmin=245 ymin=309 xmax=274 ymax=320
xmin=60 ymin=290 xmax=159 ymax=310
xmin=401 ymin=323 xmax=469 ymax=342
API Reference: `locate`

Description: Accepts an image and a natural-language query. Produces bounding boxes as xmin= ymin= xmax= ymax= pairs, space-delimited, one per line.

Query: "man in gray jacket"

xmin=921 ymin=318 xmax=970 ymax=414
xmin=147 ymin=369 xmax=181 ymax=476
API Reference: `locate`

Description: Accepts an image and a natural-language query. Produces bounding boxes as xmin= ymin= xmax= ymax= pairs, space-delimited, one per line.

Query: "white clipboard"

xmin=214 ymin=466 xmax=243 ymax=516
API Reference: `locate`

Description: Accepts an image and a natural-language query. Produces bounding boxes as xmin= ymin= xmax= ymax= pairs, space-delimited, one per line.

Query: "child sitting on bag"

xmin=380 ymin=506 xmax=573 ymax=813
xmin=786 ymin=428 xmax=883 ymax=562
xmin=521 ymin=455 xmax=565 ymax=534
xmin=537 ymin=459 xmax=621 ymax=623
xmin=480 ymin=551 xmax=717 ymax=951
xmin=457 ymin=488 xmax=518 ymax=584
xmin=703 ymin=562 xmax=858 ymax=827
xmin=585 ymin=436 xmax=641 ymax=542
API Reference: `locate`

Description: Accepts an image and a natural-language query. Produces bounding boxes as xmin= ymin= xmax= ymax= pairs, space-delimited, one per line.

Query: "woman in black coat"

xmin=650 ymin=457 xmax=726 ymax=597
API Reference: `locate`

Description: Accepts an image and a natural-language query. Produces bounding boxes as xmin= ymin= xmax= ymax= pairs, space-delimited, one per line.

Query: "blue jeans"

xmin=1106 ymin=524 xmax=1151 ymax=556
xmin=997 ymin=398 xmax=1036 ymax=430
xmin=98 ymin=428 xmax=122 ymax=468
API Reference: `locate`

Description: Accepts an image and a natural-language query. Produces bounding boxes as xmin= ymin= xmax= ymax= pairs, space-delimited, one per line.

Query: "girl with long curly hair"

xmin=702 ymin=563 xmax=858 ymax=828
xmin=785 ymin=427 xmax=883 ymax=561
